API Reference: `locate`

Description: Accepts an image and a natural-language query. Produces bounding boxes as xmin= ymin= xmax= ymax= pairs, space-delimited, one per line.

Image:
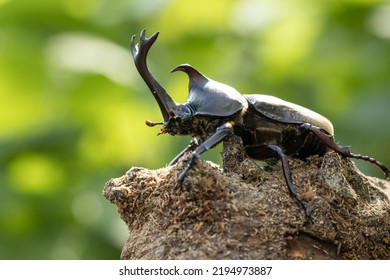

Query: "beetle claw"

xmin=178 ymin=157 xmax=195 ymax=182
xmin=174 ymin=179 xmax=185 ymax=191
xmin=294 ymin=196 xmax=311 ymax=224
xmin=384 ymin=170 xmax=389 ymax=180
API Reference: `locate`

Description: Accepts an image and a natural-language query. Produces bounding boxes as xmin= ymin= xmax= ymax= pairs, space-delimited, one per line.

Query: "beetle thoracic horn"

xmin=131 ymin=30 xmax=177 ymax=122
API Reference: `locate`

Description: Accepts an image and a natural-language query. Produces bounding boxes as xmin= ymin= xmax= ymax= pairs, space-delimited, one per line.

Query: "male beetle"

xmin=130 ymin=30 xmax=389 ymax=220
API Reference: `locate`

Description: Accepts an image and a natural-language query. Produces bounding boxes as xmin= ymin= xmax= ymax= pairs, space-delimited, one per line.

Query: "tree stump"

xmin=103 ymin=136 xmax=390 ymax=259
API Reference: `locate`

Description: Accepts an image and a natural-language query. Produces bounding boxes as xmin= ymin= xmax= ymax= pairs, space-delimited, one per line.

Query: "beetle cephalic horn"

xmin=131 ymin=30 xmax=177 ymax=122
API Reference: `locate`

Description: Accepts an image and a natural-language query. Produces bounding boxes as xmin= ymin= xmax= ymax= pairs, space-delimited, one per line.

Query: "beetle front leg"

xmin=299 ymin=123 xmax=390 ymax=179
xmin=177 ymin=122 xmax=234 ymax=183
xmin=169 ymin=139 xmax=199 ymax=166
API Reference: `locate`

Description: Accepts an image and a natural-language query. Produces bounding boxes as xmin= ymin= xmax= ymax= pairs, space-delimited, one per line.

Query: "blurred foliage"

xmin=0 ymin=0 xmax=389 ymax=259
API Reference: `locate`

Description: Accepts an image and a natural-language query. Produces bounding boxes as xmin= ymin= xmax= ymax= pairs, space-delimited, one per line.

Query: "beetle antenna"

xmin=145 ymin=120 xmax=164 ymax=127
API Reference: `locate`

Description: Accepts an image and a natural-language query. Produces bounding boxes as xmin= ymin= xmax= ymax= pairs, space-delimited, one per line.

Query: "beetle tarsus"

xmin=347 ymin=152 xmax=389 ymax=180
xmin=178 ymin=154 xmax=198 ymax=182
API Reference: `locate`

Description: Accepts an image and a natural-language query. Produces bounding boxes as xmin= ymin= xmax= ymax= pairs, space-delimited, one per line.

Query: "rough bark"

xmin=103 ymin=135 xmax=390 ymax=259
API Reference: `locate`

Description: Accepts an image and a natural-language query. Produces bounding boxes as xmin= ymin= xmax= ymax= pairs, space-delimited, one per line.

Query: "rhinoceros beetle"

xmin=130 ymin=30 xmax=389 ymax=220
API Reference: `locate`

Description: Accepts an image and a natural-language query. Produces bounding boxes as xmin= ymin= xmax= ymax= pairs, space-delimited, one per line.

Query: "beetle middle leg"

xmin=177 ymin=122 xmax=234 ymax=183
xmin=246 ymin=144 xmax=310 ymax=222
xmin=299 ymin=123 xmax=389 ymax=179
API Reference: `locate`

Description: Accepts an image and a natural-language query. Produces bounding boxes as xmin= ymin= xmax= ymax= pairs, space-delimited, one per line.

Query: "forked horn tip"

xmin=140 ymin=29 xmax=159 ymax=42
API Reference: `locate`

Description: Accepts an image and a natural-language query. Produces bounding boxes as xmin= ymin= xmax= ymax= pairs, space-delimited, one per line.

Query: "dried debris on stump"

xmin=103 ymin=136 xmax=390 ymax=259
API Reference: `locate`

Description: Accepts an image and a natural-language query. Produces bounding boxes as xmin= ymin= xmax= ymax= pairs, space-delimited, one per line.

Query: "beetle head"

xmin=155 ymin=104 xmax=195 ymax=136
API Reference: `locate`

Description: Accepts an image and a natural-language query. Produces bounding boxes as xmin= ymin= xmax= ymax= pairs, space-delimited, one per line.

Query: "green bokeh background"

xmin=1 ymin=0 xmax=389 ymax=259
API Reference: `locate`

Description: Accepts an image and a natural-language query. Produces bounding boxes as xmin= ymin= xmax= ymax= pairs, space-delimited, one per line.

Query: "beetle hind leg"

xmin=299 ymin=123 xmax=389 ymax=179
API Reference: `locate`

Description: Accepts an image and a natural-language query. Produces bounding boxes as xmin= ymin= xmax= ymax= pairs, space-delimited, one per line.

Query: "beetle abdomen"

xmin=282 ymin=128 xmax=328 ymax=158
